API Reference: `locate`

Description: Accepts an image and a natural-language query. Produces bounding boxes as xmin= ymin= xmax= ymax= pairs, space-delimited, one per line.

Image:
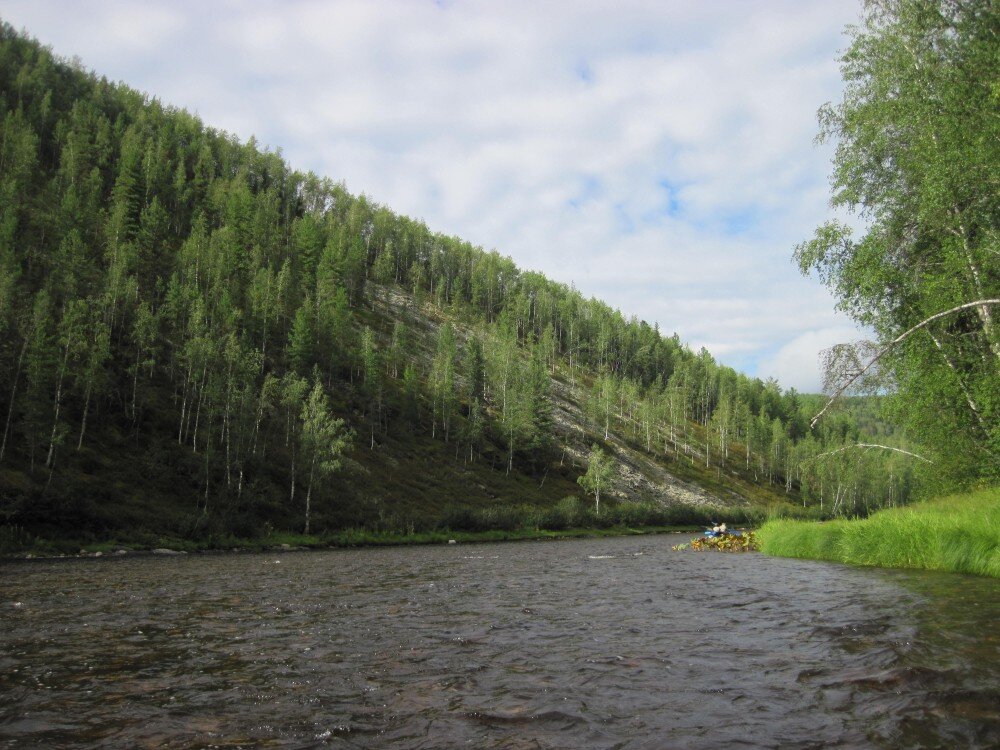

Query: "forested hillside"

xmin=0 ymin=24 xmax=923 ymax=548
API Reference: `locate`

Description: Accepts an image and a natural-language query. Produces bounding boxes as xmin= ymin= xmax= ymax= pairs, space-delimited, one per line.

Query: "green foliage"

xmin=577 ymin=444 xmax=616 ymax=514
xmin=441 ymin=503 xmax=538 ymax=532
xmin=540 ymin=496 xmax=581 ymax=530
xmin=759 ymin=488 xmax=1000 ymax=578
xmin=430 ymin=322 xmax=458 ymax=441
xmin=796 ymin=0 xmax=1000 ymax=484
xmin=288 ymin=297 xmax=317 ymax=375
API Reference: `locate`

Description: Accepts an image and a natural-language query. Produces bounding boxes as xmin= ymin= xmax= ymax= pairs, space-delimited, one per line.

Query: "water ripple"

xmin=2 ymin=537 xmax=998 ymax=748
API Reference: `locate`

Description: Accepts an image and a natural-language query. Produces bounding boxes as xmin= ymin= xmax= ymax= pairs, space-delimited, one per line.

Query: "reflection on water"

xmin=1 ymin=536 xmax=998 ymax=748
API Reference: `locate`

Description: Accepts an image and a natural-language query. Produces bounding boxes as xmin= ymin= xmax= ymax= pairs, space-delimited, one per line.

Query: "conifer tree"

xmin=360 ymin=326 xmax=383 ymax=447
xmin=288 ymin=296 xmax=316 ymax=376
xmin=431 ymin=323 xmax=458 ymax=441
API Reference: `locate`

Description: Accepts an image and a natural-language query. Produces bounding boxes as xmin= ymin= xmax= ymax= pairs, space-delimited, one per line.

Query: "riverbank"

xmin=1 ymin=523 xmax=708 ymax=560
xmin=3 ymin=498 xmax=791 ymax=559
xmin=758 ymin=488 xmax=1000 ymax=578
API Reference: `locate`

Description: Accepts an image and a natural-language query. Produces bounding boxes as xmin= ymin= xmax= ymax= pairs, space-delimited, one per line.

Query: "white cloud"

xmin=1 ymin=0 xmax=866 ymax=392
xmin=756 ymin=325 xmax=867 ymax=393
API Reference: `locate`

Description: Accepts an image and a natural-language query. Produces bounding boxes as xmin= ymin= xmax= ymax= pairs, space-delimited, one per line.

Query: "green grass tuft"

xmin=758 ymin=488 xmax=1000 ymax=577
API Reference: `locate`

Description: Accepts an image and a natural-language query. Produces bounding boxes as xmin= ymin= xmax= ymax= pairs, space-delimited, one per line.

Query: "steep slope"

xmin=353 ymin=283 xmax=794 ymax=518
xmin=0 ymin=25 xmax=919 ymax=549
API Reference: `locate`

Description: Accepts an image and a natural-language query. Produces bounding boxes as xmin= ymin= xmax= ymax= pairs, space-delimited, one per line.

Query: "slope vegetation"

xmin=0 ymin=24 xmax=916 ymax=550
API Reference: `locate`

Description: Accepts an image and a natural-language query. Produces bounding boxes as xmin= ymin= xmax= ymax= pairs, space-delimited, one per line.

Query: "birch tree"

xmin=796 ymin=0 xmax=1000 ymax=481
xmin=299 ymin=380 xmax=350 ymax=535
xmin=577 ymin=444 xmax=615 ymax=516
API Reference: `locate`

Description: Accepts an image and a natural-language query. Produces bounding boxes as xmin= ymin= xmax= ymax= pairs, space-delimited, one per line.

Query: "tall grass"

xmin=758 ymin=488 xmax=1000 ymax=578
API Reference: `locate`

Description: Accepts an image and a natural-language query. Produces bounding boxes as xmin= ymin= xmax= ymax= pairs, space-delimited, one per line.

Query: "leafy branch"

xmin=811 ymin=299 xmax=1000 ymax=429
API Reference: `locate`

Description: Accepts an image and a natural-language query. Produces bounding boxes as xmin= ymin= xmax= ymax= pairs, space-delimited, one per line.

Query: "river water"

xmin=1 ymin=535 xmax=998 ymax=749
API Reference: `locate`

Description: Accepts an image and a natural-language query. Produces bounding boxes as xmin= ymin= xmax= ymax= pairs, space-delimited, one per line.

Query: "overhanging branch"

xmin=811 ymin=299 xmax=1000 ymax=428
xmin=801 ymin=443 xmax=933 ymax=464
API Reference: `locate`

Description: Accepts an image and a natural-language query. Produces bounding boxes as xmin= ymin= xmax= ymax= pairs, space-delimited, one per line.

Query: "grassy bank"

xmin=2 ymin=523 xmax=708 ymax=559
xmin=758 ymin=488 xmax=1000 ymax=578
xmin=2 ymin=498 xmax=784 ymax=558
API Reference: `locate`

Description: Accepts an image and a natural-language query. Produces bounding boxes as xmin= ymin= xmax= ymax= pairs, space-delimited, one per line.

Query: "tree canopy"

xmin=796 ymin=0 xmax=1000 ymax=484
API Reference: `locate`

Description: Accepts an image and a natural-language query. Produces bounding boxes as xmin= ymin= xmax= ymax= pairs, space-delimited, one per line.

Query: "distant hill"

xmin=0 ymin=24 xmax=923 ymax=548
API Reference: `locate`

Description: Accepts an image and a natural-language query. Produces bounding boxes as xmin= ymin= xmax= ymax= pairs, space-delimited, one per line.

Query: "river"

xmin=1 ymin=535 xmax=998 ymax=748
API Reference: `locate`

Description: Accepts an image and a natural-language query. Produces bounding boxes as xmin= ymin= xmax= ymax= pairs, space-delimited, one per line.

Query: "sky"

xmin=2 ymin=0 xmax=868 ymax=392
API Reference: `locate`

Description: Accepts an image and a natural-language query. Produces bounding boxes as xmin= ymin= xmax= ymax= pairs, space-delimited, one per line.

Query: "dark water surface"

xmin=1 ymin=536 xmax=998 ymax=749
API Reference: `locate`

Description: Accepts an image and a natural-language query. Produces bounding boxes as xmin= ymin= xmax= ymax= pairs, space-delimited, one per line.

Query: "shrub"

xmin=540 ymin=496 xmax=581 ymax=530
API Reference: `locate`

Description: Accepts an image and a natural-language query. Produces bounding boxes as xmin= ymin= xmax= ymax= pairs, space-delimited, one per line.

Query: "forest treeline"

xmin=0 ymin=23 xmax=922 ymax=543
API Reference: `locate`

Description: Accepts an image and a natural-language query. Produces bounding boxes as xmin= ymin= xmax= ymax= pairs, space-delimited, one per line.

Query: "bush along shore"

xmin=2 ymin=526 xmax=697 ymax=560
xmin=757 ymin=488 xmax=1000 ymax=578
xmin=1 ymin=499 xmax=798 ymax=558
